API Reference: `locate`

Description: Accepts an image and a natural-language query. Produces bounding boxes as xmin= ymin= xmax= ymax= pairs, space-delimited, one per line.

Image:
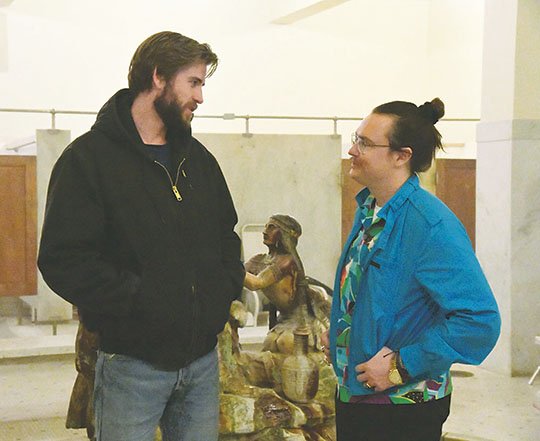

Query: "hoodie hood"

xmin=91 ymin=88 xmax=193 ymax=160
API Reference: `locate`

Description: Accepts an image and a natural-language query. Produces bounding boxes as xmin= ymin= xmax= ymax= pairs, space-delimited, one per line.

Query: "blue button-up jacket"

xmin=330 ymin=174 xmax=501 ymax=396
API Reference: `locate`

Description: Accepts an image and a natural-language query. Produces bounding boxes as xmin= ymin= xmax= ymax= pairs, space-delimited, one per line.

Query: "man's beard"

xmin=153 ymin=84 xmax=192 ymax=132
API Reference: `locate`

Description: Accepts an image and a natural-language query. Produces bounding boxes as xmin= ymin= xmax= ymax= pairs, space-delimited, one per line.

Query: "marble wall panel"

xmin=195 ymin=133 xmax=342 ymax=287
xmin=477 ymin=119 xmax=540 ymax=375
xmin=476 ymin=137 xmax=513 ymax=374
xmin=510 ymin=138 xmax=540 ymax=375
xmin=36 ymin=129 xmax=72 ymax=321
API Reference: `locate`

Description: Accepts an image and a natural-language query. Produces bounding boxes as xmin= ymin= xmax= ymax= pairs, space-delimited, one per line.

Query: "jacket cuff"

xmin=396 ymin=351 xmax=411 ymax=383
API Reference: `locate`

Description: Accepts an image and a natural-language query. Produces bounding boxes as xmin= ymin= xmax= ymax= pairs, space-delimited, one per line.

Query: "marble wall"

xmin=195 ymin=133 xmax=342 ymax=287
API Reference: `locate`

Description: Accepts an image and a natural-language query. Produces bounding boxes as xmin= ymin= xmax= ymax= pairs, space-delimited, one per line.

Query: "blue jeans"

xmin=93 ymin=348 xmax=219 ymax=441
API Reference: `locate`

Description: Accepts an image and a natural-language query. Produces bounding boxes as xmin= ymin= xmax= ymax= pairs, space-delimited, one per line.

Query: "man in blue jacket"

xmin=322 ymin=98 xmax=500 ymax=441
xmin=38 ymin=31 xmax=244 ymax=441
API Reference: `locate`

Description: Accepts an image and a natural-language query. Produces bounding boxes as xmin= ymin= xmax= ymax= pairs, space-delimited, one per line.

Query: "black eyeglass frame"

xmin=350 ymin=132 xmax=396 ymax=153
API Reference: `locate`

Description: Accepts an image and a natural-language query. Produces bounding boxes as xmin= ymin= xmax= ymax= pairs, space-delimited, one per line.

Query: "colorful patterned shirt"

xmin=336 ymin=193 xmax=453 ymax=404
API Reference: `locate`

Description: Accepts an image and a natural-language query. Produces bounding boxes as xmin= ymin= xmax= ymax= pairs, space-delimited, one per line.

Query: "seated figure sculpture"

xmin=218 ymin=215 xmax=336 ymax=440
xmin=243 ymin=214 xmax=330 ymax=355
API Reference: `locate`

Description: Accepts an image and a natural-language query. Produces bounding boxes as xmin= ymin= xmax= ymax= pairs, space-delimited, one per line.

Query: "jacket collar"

xmin=355 ymin=174 xmax=420 ymax=220
xmin=355 ymin=174 xmax=420 ymax=261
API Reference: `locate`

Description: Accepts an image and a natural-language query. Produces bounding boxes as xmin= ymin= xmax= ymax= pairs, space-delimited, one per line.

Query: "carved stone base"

xmin=218 ymin=302 xmax=336 ymax=441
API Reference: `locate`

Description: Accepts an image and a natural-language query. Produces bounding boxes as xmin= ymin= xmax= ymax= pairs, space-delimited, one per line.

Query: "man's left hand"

xmin=355 ymin=346 xmax=395 ymax=392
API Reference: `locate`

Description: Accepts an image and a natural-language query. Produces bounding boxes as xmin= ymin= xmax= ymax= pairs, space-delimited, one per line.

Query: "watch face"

xmin=389 ymin=369 xmax=402 ymax=385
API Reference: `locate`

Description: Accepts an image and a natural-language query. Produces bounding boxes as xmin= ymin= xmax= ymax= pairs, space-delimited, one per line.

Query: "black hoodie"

xmin=38 ymin=89 xmax=244 ymax=369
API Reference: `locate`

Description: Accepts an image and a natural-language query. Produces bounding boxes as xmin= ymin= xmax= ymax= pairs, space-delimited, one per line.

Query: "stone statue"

xmin=218 ymin=214 xmax=336 ymax=440
xmin=66 ymin=320 xmax=99 ymax=440
xmin=243 ymin=215 xmax=330 ymax=355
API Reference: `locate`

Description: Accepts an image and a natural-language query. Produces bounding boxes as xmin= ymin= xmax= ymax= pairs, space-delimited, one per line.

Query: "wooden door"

xmin=0 ymin=156 xmax=37 ymax=296
xmin=436 ymin=159 xmax=476 ymax=249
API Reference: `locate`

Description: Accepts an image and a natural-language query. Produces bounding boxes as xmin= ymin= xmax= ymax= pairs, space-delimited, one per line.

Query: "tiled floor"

xmin=0 ymin=318 xmax=539 ymax=441
xmin=0 ymin=355 xmax=87 ymax=441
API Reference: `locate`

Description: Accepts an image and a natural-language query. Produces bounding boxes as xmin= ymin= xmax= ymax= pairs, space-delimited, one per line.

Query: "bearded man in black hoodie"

xmin=38 ymin=31 xmax=244 ymax=441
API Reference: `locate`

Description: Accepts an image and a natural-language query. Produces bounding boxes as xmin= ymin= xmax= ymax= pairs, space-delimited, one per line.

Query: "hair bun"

xmin=418 ymin=98 xmax=445 ymax=124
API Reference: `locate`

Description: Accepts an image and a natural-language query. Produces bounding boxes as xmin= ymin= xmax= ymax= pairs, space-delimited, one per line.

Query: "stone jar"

xmin=281 ymin=326 xmax=319 ymax=403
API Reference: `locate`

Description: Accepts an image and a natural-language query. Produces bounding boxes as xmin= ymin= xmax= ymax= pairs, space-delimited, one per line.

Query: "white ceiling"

xmin=272 ymin=0 xmax=351 ymax=24
xmin=2 ymin=0 xmax=431 ymax=25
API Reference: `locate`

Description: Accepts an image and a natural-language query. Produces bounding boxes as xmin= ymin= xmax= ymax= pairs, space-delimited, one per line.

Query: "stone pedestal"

xmin=35 ymin=129 xmax=72 ymax=321
xmin=218 ymin=301 xmax=336 ymax=440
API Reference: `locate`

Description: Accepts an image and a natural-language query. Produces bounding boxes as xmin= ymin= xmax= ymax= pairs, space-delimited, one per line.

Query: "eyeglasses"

xmin=351 ymin=132 xmax=392 ymax=154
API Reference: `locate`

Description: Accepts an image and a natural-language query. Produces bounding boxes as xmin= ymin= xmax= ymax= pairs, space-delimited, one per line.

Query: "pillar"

xmin=36 ymin=129 xmax=72 ymax=321
xmin=476 ymin=0 xmax=540 ymax=375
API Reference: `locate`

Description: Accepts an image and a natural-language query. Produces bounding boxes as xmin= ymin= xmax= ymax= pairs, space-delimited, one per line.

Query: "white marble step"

xmin=0 ymin=334 xmax=75 ymax=359
xmin=0 ymin=321 xmax=268 ymax=359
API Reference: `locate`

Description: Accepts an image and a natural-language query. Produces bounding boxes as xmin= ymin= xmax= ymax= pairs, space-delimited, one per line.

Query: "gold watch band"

xmin=388 ymin=354 xmax=404 ymax=385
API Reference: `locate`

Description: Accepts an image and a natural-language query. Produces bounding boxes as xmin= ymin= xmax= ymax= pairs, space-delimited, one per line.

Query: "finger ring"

xmin=365 ymin=382 xmax=372 ymax=389
xmin=321 ymin=345 xmax=326 ymax=351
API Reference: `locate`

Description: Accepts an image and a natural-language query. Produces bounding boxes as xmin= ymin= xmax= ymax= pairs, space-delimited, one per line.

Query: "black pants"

xmin=335 ymin=395 xmax=451 ymax=441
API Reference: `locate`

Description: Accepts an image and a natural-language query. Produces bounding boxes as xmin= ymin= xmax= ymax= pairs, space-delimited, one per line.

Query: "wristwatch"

xmin=388 ymin=354 xmax=404 ymax=386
